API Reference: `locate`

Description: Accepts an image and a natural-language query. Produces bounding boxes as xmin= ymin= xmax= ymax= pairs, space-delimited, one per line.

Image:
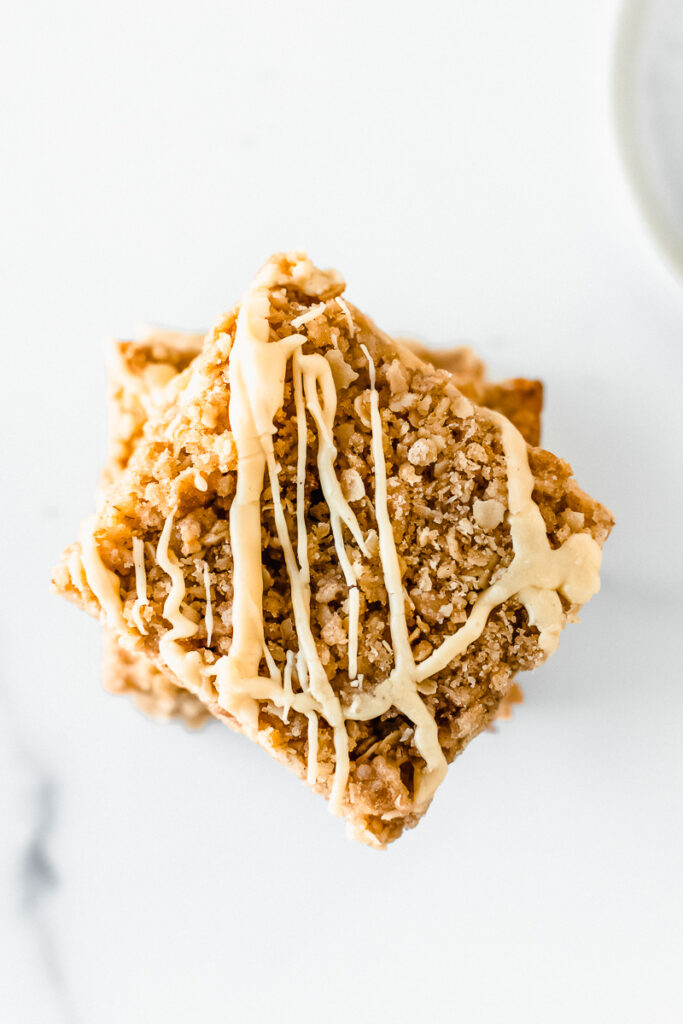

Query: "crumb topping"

xmin=69 ymin=253 xmax=611 ymax=843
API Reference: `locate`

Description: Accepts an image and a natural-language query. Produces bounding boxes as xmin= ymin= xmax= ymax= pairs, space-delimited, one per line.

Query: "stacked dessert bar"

xmin=53 ymin=253 xmax=612 ymax=846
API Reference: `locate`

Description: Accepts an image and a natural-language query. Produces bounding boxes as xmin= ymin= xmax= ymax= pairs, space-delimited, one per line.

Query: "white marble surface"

xmin=2 ymin=2 xmax=682 ymax=1022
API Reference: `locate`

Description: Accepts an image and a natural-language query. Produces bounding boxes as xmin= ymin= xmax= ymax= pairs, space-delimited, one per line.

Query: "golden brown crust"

xmin=478 ymin=378 xmax=543 ymax=448
xmin=391 ymin=340 xmax=544 ymax=446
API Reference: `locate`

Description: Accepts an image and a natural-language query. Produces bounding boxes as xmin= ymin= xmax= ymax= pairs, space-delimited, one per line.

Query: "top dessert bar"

xmin=54 ymin=252 xmax=612 ymax=846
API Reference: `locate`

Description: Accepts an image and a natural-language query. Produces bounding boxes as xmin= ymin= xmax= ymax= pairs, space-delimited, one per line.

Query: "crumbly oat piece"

xmin=102 ymin=630 xmax=209 ymax=727
xmin=493 ymin=682 xmax=524 ymax=721
xmin=101 ymin=327 xmax=205 ymax=492
xmin=399 ymin=339 xmax=543 ymax=447
xmin=103 ymin=331 xmax=541 ymax=726
xmin=54 ymin=253 xmax=612 ymax=847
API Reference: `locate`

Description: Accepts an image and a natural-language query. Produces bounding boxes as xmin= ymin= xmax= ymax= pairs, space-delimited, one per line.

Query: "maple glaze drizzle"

xmin=80 ymin=254 xmax=602 ymax=817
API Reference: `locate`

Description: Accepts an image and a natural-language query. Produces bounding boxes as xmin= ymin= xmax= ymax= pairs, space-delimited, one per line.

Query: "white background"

xmin=2 ymin=2 xmax=682 ymax=1022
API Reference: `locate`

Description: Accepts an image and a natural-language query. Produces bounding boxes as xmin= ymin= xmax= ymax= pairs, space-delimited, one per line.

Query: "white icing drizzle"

xmin=291 ymin=302 xmax=326 ymax=328
xmin=261 ymin=642 xmax=281 ymax=683
xmin=131 ymin=536 xmax=148 ymax=635
xmin=298 ymin=351 xmax=368 ymax=680
xmin=306 ymin=712 xmax=319 ymax=785
xmin=214 ymin=259 xmax=351 ymax=811
xmin=67 ymin=547 xmax=86 ymax=590
xmin=155 ymin=514 xmax=199 ymax=642
xmin=296 ymin=650 xmax=308 ymax=693
xmin=262 ymin=444 xmax=344 ymax=802
xmin=347 ymin=587 xmax=360 ymax=680
xmin=202 ymin=560 xmax=213 ymax=646
xmin=283 ymin=649 xmax=295 ymax=724
xmin=153 ymin=513 xmax=217 ymax=706
xmin=356 ymin=345 xmax=447 ymax=806
xmin=79 ymin=516 xmax=128 ymax=633
xmin=415 ymin=410 xmax=602 ymax=680
xmin=335 ymin=296 xmax=356 ymax=337
xmin=293 ymin=357 xmax=310 ymax=585
xmin=78 ymin=253 xmax=603 ymax=823
xmin=214 ymin=273 xmax=301 ymax=730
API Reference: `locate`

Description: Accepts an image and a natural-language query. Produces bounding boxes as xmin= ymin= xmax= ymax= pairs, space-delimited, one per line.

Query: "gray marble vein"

xmin=2 ymin=687 xmax=81 ymax=1024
